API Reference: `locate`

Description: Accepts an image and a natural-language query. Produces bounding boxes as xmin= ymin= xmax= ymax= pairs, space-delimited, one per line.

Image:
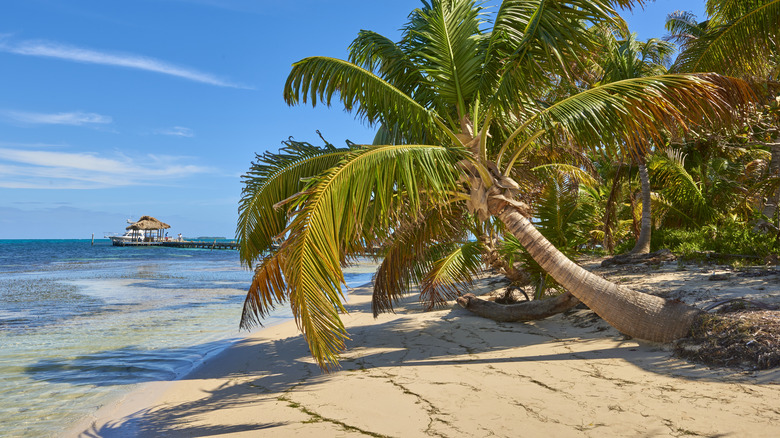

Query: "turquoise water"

xmin=0 ymin=240 xmax=375 ymax=437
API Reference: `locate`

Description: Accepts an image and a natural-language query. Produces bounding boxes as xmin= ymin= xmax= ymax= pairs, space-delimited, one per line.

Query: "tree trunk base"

xmin=456 ymin=291 xmax=580 ymax=322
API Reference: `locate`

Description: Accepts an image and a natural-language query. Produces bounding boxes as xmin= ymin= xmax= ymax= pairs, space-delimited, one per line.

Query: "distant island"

xmin=193 ymin=236 xmax=227 ymax=240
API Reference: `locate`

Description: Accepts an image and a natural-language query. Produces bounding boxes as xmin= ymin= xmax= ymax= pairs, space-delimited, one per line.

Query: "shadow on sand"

xmin=67 ymin=284 xmax=778 ymax=437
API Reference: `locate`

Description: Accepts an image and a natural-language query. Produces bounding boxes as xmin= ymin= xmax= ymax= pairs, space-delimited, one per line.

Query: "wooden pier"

xmin=111 ymin=240 xmax=238 ymax=250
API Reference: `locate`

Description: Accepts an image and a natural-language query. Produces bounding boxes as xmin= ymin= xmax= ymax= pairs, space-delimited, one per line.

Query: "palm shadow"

xmin=78 ymin=282 xmax=778 ymax=436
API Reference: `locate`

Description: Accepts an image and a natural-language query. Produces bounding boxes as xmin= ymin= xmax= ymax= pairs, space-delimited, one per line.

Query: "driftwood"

xmin=456 ymin=291 xmax=580 ymax=322
xmin=690 ymin=251 xmax=761 ymax=260
xmin=601 ymin=249 xmax=676 ymax=267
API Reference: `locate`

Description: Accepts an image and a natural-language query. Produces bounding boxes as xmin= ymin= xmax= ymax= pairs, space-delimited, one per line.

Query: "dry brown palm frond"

xmin=372 ymin=205 xmax=468 ymax=316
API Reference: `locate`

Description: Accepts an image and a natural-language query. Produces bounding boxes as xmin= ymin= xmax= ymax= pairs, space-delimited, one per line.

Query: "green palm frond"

xmin=599 ymin=32 xmax=674 ymax=84
xmin=664 ymin=10 xmax=709 ymax=49
xmin=485 ymin=0 xmax=623 ymax=110
xmin=531 ymin=163 xmax=598 ymax=188
xmin=533 ymin=171 xmax=593 ymax=253
xmin=706 ymin=0 xmax=769 ymax=24
xmin=408 ymin=0 xmax=485 ymax=117
xmin=278 ymin=143 xmax=463 ymax=369
xmin=648 ymin=149 xmax=713 ymax=225
xmin=420 ymin=240 xmax=485 ymax=311
xmin=672 ymin=0 xmax=780 ymax=76
xmin=650 ymin=191 xmax=696 ymax=226
xmin=284 ymin=56 xmax=451 ymax=143
xmin=502 ymin=74 xmax=755 ymax=160
xmin=372 ymin=206 xmax=468 ymax=316
xmin=236 ymin=138 xmax=352 ymax=267
xmin=348 ymin=30 xmax=427 ymax=99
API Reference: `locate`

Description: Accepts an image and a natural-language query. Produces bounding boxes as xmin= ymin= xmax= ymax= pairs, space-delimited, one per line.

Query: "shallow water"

xmin=0 ymin=240 xmax=375 ymax=437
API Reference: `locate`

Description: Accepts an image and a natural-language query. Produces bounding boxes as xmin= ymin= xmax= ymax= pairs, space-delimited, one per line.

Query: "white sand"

xmin=72 ymin=261 xmax=780 ymax=437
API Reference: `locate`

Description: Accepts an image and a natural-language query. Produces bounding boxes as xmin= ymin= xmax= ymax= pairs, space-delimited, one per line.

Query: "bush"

xmin=651 ymin=219 xmax=777 ymax=260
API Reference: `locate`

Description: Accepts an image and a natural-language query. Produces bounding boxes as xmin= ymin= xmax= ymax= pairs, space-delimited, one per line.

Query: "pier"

xmin=111 ymin=240 xmax=238 ymax=250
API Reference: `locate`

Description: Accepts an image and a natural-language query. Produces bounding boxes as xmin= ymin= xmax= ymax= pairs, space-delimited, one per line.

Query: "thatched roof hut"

xmin=126 ymin=216 xmax=171 ymax=241
xmin=126 ymin=215 xmax=171 ymax=231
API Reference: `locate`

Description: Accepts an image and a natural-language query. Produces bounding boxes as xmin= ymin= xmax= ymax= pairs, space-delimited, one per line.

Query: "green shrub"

xmin=651 ymin=219 xmax=776 ymax=260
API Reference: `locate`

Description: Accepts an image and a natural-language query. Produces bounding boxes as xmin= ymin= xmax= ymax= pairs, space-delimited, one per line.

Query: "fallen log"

xmin=456 ymin=291 xmax=580 ymax=322
xmin=601 ymin=248 xmax=676 ymax=267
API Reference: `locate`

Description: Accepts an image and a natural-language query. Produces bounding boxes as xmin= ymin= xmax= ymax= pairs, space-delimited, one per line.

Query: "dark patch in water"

xmin=0 ymin=279 xmax=105 ymax=332
xmin=24 ymin=341 xmax=231 ymax=386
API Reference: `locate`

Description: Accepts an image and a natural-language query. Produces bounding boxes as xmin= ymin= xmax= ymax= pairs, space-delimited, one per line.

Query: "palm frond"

xmin=533 ymin=170 xmax=593 ymax=253
xmin=648 ymin=149 xmax=712 ymax=225
xmin=420 ymin=241 xmax=485 ymax=311
xmin=664 ymin=10 xmax=709 ymax=49
xmin=372 ymin=206 xmax=468 ymax=316
xmin=236 ymin=138 xmax=351 ymax=267
xmin=485 ymin=0 xmax=622 ymax=111
xmin=408 ymin=0 xmax=485 ymax=117
xmin=503 ymin=74 xmax=756 ymax=160
xmin=284 ymin=56 xmax=450 ymax=143
xmin=706 ymin=0 xmax=769 ymax=24
xmin=672 ymin=0 xmax=780 ymax=76
xmin=650 ymin=191 xmax=697 ymax=226
xmin=348 ymin=30 xmax=427 ymax=99
xmin=280 ymin=144 xmax=463 ymax=369
xmin=531 ymin=163 xmax=598 ymax=188
xmin=240 ymin=249 xmax=288 ymax=330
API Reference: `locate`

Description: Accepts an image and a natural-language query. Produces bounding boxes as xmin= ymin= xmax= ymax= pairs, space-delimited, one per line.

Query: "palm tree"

xmin=593 ymin=29 xmax=675 ymax=255
xmin=669 ymin=0 xmax=780 ymax=220
xmin=670 ymin=0 xmax=779 ymax=78
xmin=238 ymin=0 xmax=756 ymax=369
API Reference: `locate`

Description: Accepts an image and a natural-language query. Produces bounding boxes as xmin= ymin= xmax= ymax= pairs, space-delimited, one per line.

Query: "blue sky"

xmin=0 ymin=0 xmax=705 ymax=239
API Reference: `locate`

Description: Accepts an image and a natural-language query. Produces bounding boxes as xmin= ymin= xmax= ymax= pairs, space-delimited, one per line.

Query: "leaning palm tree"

xmin=238 ymin=0 xmax=756 ymax=369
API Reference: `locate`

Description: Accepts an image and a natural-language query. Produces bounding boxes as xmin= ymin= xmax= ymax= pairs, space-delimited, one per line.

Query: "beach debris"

xmin=600 ymin=249 xmax=676 ymax=267
xmin=674 ymin=310 xmax=780 ymax=370
xmin=707 ymin=273 xmax=731 ymax=281
xmin=456 ymin=291 xmax=579 ymax=322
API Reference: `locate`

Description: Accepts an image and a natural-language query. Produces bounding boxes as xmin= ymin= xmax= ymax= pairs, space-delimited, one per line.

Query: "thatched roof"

xmin=126 ymin=215 xmax=171 ymax=230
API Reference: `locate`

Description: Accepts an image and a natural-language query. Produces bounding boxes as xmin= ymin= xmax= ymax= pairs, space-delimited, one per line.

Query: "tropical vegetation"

xmin=237 ymin=0 xmax=772 ymax=370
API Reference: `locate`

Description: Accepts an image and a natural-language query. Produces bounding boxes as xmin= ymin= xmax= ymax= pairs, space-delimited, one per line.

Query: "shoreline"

xmin=65 ymin=314 xmax=298 ymax=438
xmin=72 ymin=262 xmax=780 ymax=437
xmin=66 ymin=261 xmax=380 ymax=437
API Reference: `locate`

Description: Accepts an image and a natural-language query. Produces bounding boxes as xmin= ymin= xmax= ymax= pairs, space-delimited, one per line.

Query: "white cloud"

xmin=0 ymin=147 xmax=212 ymax=189
xmin=2 ymin=110 xmax=112 ymax=126
xmin=0 ymin=140 xmax=68 ymax=149
xmin=157 ymin=126 xmax=195 ymax=137
xmin=0 ymin=36 xmax=251 ymax=89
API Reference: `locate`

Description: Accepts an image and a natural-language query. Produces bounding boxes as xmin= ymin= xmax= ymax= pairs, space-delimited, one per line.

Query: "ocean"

xmin=0 ymin=239 xmax=376 ymax=437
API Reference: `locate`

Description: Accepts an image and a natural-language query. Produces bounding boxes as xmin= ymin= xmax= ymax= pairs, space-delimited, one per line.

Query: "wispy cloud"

xmin=0 ymin=35 xmax=251 ymax=89
xmin=0 ymin=147 xmax=212 ymax=189
xmin=0 ymin=140 xmax=68 ymax=149
xmin=1 ymin=110 xmax=112 ymax=126
xmin=156 ymin=126 xmax=195 ymax=137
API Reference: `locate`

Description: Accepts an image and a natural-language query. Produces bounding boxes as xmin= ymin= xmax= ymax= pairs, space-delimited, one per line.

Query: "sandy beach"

xmin=73 ymin=260 xmax=780 ymax=437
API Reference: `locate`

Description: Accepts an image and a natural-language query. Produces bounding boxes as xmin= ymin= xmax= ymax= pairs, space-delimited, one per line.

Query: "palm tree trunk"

xmin=479 ymin=235 xmax=530 ymax=285
xmin=602 ymin=162 xmax=623 ymax=254
xmin=629 ymin=161 xmax=652 ymax=254
xmin=762 ymin=142 xmax=780 ymax=222
xmin=488 ymin=194 xmax=701 ymax=342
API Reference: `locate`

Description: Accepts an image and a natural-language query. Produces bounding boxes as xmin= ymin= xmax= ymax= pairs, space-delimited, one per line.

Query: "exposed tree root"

xmin=456 ymin=291 xmax=580 ymax=322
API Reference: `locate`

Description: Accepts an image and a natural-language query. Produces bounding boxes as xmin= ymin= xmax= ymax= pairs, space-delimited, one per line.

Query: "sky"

xmin=0 ymin=0 xmax=706 ymax=239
